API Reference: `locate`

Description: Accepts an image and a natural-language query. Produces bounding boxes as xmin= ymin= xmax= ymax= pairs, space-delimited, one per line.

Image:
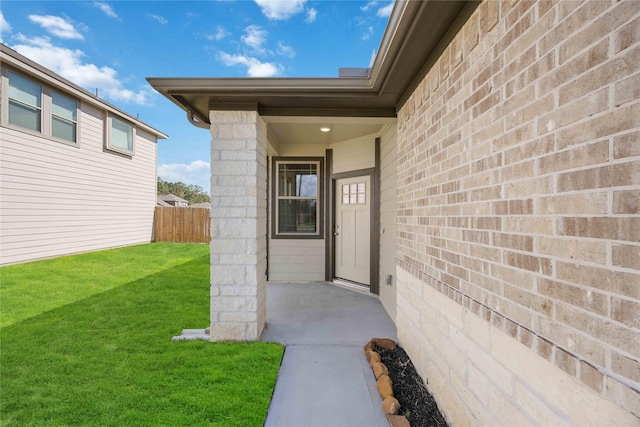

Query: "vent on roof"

xmin=338 ymin=68 xmax=370 ymax=78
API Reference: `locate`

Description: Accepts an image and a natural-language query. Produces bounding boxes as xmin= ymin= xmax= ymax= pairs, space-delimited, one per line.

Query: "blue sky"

xmin=0 ymin=1 xmax=392 ymax=192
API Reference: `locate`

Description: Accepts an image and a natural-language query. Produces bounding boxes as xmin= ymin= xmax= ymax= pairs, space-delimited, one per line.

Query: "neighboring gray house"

xmin=156 ymin=197 xmax=173 ymax=207
xmin=0 ymin=44 xmax=167 ymax=266
xmin=148 ymin=1 xmax=638 ymax=425
xmin=158 ymin=194 xmax=189 ymax=207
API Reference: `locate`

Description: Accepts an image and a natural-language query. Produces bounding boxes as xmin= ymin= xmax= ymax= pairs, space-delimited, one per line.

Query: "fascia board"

xmin=147 ymin=77 xmax=375 ymax=95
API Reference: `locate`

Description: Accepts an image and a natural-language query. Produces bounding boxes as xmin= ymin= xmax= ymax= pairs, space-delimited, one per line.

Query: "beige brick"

xmin=503 ymin=136 xmax=554 ymax=165
xmin=605 ymin=377 xmax=640 ymax=418
xmin=611 ymin=351 xmax=640 ymax=384
xmin=613 ymin=131 xmax=640 ymax=159
xmin=558 ymin=0 xmax=637 ymax=64
xmin=504 ymin=283 xmax=553 ymax=316
xmin=557 ymin=261 xmax=640 ymax=299
xmin=615 ymin=72 xmax=640 ymax=107
xmin=539 ymin=38 xmax=609 ymax=97
xmin=611 ymin=298 xmax=640 ymax=329
xmin=579 ymin=360 xmax=604 ymax=393
xmin=492 ymin=199 xmax=534 ymax=216
xmin=559 ymin=45 xmax=640 ymax=106
xmin=536 ymin=192 xmax=608 ymax=215
xmin=555 ymin=348 xmax=577 ymax=376
xmin=539 ymin=89 xmax=609 ymax=134
xmin=535 ymin=336 xmax=553 ymax=361
xmin=494 ymin=232 xmax=533 ymax=252
xmin=556 ymin=303 xmax=639 ymax=355
xmin=615 ymin=15 xmax=640 ymax=54
xmin=538 ymin=278 xmax=608 ymax=317
xmin=492 ymin=324 xmax=638 ymax=426
xmin=503 ymin=216 xmax=553 ymax=235
xmin=612 ymin=244 xmax=640 ymax=270
xmin=558 ymin=216 xmax=640 ymax=242
xmin=462 ymin=11 xmax=480 ymax=56
xmin=540 ymin=1 xmax=610 ymax=54
xmin=557 ymin=161 xmax=640 ymax=192
xmin=504 ymin=176 xmax=554 ymax=198
xmin=557 ymin=103 xmax=640 ymax=150
xmin=613 ymin=190 xmax=640 ymax=214
xmin=534 ymin=315 xmax=606 ymax=366
xmin=535 ymin=236 xmax=607 ymax=264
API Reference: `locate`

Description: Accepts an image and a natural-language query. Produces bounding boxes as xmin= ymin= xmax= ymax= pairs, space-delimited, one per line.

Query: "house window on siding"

xmin=7 ymin=71 xmax=42 ymax=132
xmin=272 ymin=158 xmax=323 ymax=239
xmin=3 ymin=70 xmax=80 ymax=146
xmin=51 ymin=91 xmax=77 ymax=143
xmin=106 ymin=115 xmax=135 ymax=155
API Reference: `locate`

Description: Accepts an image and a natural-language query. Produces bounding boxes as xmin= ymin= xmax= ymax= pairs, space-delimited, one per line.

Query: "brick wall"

xmin=396 ymin=0 xmax=639 ymax=424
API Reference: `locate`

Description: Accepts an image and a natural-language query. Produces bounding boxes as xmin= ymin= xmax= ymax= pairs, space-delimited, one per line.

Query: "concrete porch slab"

xmin=262 ymin=282 xmax=397 ymax=427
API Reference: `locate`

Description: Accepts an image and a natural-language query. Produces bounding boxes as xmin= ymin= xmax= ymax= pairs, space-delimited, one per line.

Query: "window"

xmin=272 ymin=158 xmax=323 ymax=238
xmin=8 ymin=71 xmax=42 ymax=132
xmin=3 ymin=70 xmax=79 ymax=145
xmin=342 ymin=182 xmax=366 ymax=204
xmin=106 ymin=115 xmax=134 ymax=155
xmin=51 ymin=91 xmax=77 ymax=143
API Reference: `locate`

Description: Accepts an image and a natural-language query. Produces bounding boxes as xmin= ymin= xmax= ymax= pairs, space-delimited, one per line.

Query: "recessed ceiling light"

xmin=320 ymin=127 xmax=331 ymax=133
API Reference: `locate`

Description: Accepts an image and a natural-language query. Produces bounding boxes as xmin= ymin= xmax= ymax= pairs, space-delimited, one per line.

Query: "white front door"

xmin=335 ymin=176 xmax=371 ymax=285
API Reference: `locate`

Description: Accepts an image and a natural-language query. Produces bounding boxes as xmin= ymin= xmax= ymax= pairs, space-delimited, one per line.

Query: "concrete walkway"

xmin=261 ymin=282 xmax=397 ymax=427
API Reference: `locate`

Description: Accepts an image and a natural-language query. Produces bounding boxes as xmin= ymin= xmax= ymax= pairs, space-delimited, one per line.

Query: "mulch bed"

xmin=374 ymin=344 xmax=448 ymax=427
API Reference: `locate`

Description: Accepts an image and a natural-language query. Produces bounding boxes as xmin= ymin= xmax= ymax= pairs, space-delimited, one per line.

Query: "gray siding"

xmin=0 ymin=102 xmax=157 ymax=265
xmin=378 ymin=124 xmax=397 ymax=320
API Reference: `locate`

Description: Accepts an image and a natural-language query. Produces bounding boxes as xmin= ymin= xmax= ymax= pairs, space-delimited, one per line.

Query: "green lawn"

xmin=0 ymin=243 xmax=284 ymax=426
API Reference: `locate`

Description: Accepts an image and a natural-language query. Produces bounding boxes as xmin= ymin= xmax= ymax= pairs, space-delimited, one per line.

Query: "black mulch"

xmin=374 ymin=344 xmax=448 ymax=427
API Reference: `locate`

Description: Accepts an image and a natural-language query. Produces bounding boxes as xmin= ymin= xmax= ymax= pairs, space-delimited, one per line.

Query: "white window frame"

xmin=272 ymin=157 xmax=324 ymax=239
xmin=1 ymin=68 xmax=80 ymax=147
xmin=105 ymin=114 xmax=135 ymax=156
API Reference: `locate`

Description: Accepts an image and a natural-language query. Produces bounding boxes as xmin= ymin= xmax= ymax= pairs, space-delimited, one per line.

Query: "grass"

xmin=0 ymin=243 xmax=284 ymax=426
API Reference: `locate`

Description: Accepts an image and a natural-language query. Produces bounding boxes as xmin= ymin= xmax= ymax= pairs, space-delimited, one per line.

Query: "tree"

xmin=157 ymin=177 xmax=210 ymax=204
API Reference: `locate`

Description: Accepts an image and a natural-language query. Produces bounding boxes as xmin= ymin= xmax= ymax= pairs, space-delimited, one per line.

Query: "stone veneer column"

xmin=209 ymin=110 xmax=267 ymax=341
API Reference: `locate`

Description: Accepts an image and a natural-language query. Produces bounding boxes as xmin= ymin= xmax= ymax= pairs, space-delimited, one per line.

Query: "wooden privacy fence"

xmin=154 ymin=207 xmax=210 ymax=244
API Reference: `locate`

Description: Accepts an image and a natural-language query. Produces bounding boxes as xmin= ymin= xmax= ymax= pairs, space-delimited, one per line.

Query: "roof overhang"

xmin=147 ymin=0 xmax=478 ymax=125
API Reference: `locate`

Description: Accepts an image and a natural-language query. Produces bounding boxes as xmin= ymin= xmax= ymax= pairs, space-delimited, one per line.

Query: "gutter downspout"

xmin=188 ymin=111 xmax=210 ymax=129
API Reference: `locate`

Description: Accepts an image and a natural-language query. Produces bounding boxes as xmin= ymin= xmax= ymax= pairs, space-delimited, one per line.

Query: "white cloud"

xmin=361 ymin=1 xmax=378 ymax=12
xmin=305 ymin=8 xmax=317 ymax=23
xmin=12 ymin=35 xmax=153 ymax=105
xmin=94 ymin=2 xmax=118 ymax=18
xmin=362 ymin=25 xmax=374 ymax=40
xmin=254 ymin=0 xmax=306 ymax=20
xmin=212 ymin=26 xmax=230 ymax=41
xmin=241 ymin=25 xmax=268 ymax=54
xmin=158 ymin=160 xmax=211 ymax=192
xmin=377 ymin=2 xmax=394 ymax=18
xmin=277 ymin=42 xmax=295 ymax=58
xmin=28 ymin=15 xmax=84 ymax=40
xmin=218 ymin=52 xmax=282 ymax=77
xmin=1 ymin=11 xmax=12 ymax=35
xmin=148 ymin=14 xmax=168 ymax=24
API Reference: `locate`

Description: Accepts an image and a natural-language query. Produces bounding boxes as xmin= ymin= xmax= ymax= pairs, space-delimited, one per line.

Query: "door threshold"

xmin=332 ymin=279 xmax=373 ymax=295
